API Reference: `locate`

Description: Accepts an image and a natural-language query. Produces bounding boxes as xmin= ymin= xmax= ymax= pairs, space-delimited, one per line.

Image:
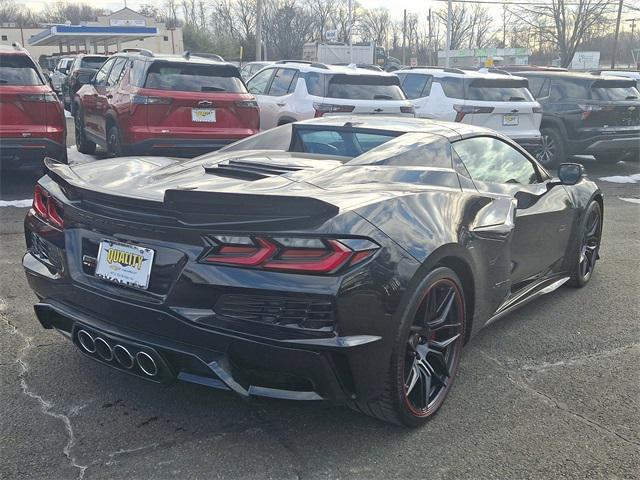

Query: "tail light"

xmin=131 ymin=95 xmax=173 ymax=105
xmin=19 ymin=93 xmax=59 ymax=103
xmin=201 ymin=236 xmax=379 ymax=274
xmin=400 ymin=105 xmax=415 ymax=114
xmin=313 ymin=103 xmax=355 ymax=117
xmin=234 ymin=99 xmax=259 ymax=108
xmin=577 ymin=104 xmax=603 ymax=120
xmin=32 ymin=185 xmax=64 ymax=230
xmin=453 ymin=105 xmax=494 ymax=122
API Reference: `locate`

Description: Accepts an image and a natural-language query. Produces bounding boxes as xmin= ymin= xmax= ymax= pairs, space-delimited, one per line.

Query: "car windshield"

xmin=467 ymin=79 xmax=534 ymax=101
xmin=0 ymin=55 xmax=42 ymax=86
xmin=80 ymin=57 xmax=107 ymax=69
xmin=326 ymin=74 xmax=405 ymax=100
xmin=291 ymin=127 xmax=400 ymax=157
xmin=144 ymin=62 xmax=247 ymax=93
xmin=591 ymin=84 xmax=639 ymax=101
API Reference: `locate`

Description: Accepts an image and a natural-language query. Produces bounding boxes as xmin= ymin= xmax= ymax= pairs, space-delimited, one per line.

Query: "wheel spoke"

xmin=405 ymin=360 xmax=420 ymax=395
xmin=427 ymin=287 xmax=455 ymax=329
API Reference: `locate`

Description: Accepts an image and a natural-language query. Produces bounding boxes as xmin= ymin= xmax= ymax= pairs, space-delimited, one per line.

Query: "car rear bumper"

xmin=0 ymin=138 xmax=66 ymax=168
xmin=23 ymin=251 xmax=386 ymax=404
xmin=126 ymin=138 xmax=239 ymax=157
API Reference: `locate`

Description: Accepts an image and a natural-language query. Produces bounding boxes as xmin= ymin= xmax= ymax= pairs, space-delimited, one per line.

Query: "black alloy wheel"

xmin=570 ymin=201 xmax=602 ymax=287
xmin=351 ymin=267 xmax=466 ymax=427
xmin=402 ymin=276 xmax=465 ymax=418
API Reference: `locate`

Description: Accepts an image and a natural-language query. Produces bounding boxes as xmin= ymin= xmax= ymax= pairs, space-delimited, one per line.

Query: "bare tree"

xmin=435 ymin=4 xmax=474 ymax=51
xmin=512 ymin=0 xmax=614 ymax=66
xmin=264 ymin=0 xmax=315 ymax=59
xmin=307 ymin=0 xmax=337 ymax=41
xmin=359 ymin=7 xmax=390 ymax=46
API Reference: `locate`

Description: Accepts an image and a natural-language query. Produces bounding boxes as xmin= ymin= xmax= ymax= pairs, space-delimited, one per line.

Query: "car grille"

xmin=214 ymin=294 xmax=335 ymax=331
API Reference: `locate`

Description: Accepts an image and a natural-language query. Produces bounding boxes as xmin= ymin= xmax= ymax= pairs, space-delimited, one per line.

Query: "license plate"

xmin=191 ymin=108 xmax=216 ymax=123
xmin=503 ymin=114 xmax=519 ymax=126
xmin=94 ymin=241 xmax=155 ymax=290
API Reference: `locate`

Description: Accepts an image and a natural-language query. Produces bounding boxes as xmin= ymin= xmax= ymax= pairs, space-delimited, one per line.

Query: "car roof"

xmin=0 ymin=44 xmax=30 ymax=56
xmin=117 ymin=52 xmax=237 ymax=68
xmin=394 ymin=67 xmax=523 ymax=81
xmin=515 ymin=70 xmax=633 ymax=81
xmin=271 ymin=62 xmax=398 ymax=77
xmin=296 ymin=115 xmax=495 ymax=140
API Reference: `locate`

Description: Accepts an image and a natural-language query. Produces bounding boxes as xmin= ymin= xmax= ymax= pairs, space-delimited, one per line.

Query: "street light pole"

xmin=445 ymin=0 xmax=452 ymax=67
xmin=348 ymin=0 xmax=353 ymax=63
xmin=256 ymin=0 xmax=262 ymax=61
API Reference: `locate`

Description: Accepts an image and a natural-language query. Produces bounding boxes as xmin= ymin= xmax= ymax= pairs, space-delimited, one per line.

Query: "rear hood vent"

xmin=204 ymin=159 xmax=309 ymax=180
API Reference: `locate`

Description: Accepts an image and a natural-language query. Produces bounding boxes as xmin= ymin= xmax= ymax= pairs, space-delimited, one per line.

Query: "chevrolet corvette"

xmin=23 ymin=117 xmax=603 ymax=426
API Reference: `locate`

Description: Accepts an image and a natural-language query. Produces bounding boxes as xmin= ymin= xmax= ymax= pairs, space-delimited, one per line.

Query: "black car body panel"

xmin=23 ymin=117 xmax=602 ymax=405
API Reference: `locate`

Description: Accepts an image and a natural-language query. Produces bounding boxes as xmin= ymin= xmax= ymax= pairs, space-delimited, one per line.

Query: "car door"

xmin=452 ymin=136 xmax=575 ymax=286
xmin=84 ymin=58 xmax=116 ymax=138
xmin=263 ymin=67 xmax=298 ymax=127
xmin=247 ymin=67 xmax=277 ymax=129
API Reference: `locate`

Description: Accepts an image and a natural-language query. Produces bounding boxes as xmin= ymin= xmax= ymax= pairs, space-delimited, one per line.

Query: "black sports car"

xmin=23 ymin=117 xmax=603 ymax=426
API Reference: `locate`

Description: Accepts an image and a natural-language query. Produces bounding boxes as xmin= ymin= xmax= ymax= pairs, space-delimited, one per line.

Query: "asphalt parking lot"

xmin=1 ymin=129 xmax=639 ymax=479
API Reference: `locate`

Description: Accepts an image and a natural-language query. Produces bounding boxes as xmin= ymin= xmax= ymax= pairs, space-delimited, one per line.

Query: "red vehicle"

xmin=0 ymin=43 xmax=66 ymax=168
xmin=73 ymin=51 xmax=260 ymax=156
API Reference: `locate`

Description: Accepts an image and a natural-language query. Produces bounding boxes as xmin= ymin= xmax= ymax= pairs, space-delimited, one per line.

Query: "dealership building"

xmin=0 ymin=8 xmax=183 ymax=60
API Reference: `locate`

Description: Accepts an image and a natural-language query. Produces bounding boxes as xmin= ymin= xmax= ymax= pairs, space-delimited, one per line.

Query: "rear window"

xmin=467 ymin=79 xmax=533 ymax=102
xmin=144 ymin=62 xmax=247 ymax=93
xmin=80 ymin=56 xmax=107 ymax=69
xmin=326 ymin=74 xmax=405 ymax=100
xmin=591 ymin=81 xmax=639 ymax=101
xmin=0 ymin=55 xmax=42 ymax=86
xmin=293 ymin=127 xmax=399 ymax=157
xmin=436 ymin=77 xmax=464 ymax=99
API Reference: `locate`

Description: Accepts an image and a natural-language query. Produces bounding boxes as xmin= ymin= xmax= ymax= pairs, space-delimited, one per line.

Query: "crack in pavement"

xmin=517 ymin=343 xmax=640 ymax=372
xmin=478 ymin=349 xmax=640 ymax=448
xmin=105 ymin=443 xmax=160 ymax=466
xmin=1 ymin=298 xmax=89 ymax=480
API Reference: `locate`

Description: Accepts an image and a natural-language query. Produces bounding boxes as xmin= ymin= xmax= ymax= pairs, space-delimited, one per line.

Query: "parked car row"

xmin=1 ymin=42 xmax=639 ymax=171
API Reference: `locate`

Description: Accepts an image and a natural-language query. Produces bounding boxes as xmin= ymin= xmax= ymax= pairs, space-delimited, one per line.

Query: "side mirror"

xmin=558 ymin=162 xmax=586 ymax=185
xmin=77 ymin=72 xmax=94 ymax=86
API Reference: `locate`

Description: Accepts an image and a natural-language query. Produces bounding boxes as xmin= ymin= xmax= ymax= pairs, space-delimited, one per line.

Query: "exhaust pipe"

xmin=135 ymin=351 xmax=158 ymax=377
xmin=77 ymin=330 xmax=96 ymax=353
xmin=94 ymin=337 xmax=113 ymax=362
xmin=113 ymin=345 xmax=134 ymax=369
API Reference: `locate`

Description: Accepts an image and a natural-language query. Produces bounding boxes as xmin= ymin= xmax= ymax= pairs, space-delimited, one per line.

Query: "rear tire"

xmin=350 ymin=267 xmax=466 ymax=427
xmin=568 ymin=200 xmax=602 ymax=288
xmin=74 ymin=108 xmax=96 ymax=155
xmin=536 ymin=127 xmax=565 ymax=168
xmin=107 ymin=125 xmax=124 ymax=157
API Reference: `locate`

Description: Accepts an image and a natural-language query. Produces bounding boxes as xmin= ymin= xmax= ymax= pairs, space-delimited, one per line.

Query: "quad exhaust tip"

xmin=77 ymin=329 xmax=96 ymax=353
xmin=113 ymin=344 xmax=134 ymax=369
xmin=75 ymin=329 xmax=159 ymax=377
xmin=94 ymin=337 xmax=113 ymax=362
xmin=136 ymin=351 xmax=158 ymax=377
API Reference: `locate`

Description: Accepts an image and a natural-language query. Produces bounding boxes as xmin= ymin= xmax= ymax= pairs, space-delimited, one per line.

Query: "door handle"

xmin=276 ymin=102 xmax=286 ymax=107
xmin=106 ymin=94 xmax=113 ymax=99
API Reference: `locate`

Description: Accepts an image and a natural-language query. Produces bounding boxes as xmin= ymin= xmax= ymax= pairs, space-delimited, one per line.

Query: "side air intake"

xmin=204 ymin=159 xmax=308 ymax=180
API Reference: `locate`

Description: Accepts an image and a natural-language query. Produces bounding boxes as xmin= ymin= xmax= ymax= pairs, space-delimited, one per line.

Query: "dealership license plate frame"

xmin=94 ymin=240 xmax=155 ymax=290
xmin=191 ymin=108 xmax=216 ymax=123
xmin=503 ymin=114 xmax=519 ymax=126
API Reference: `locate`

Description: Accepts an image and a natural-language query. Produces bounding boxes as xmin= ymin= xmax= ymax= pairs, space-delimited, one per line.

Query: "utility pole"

xmin=402 ymin=9 xmax=406 ymax=65
xmin=611 ymin=0 xmax=623 ymax=68
xmin=348 ymin=0 xmax=353 ymax=63
xmin=428 ymin=8 xmax=432 ymax=65
xmin=445 ymin=0 xmax=452 ymax=67
xmin=256 ymin=0 xmax=262 ymax=61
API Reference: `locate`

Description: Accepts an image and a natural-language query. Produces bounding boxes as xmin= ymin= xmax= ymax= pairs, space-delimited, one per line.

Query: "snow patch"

xmin=0 ymin=199 xmax=32 ymax=208
xmin=598 ymin=173 xmax=640 ymax=184
xmin=619 ymin=197 xmax=640 ymax=204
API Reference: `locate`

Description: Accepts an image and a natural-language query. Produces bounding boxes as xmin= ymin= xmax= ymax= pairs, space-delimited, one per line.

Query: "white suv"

xmin=395 ymin=67 xmax=542 ymax=152
xmin=246 ymin=61 xmax=415 ymax=130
